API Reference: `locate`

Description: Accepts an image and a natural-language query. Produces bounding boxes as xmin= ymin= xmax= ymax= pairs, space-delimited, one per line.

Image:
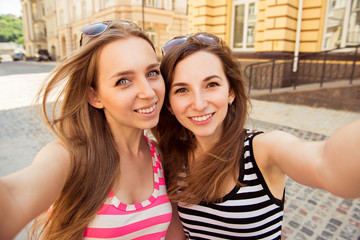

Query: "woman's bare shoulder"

xmin=33 ymin=140 xmax=71 ymax=171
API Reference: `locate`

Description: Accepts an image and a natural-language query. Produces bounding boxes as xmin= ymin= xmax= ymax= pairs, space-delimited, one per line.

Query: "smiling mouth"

xmin=190 ymin=113 xmax=214 ymax=122
xmin=135 ymin=102 xmax=157 ymax=114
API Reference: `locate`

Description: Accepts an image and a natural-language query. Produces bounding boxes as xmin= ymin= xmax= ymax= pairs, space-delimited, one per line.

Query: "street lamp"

xmin=142 ymin=0 xmax=145 ymax=31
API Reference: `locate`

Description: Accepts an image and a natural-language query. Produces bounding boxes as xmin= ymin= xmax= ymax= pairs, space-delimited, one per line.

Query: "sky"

xmin=0 ymin=0 xmax=22 ymax=16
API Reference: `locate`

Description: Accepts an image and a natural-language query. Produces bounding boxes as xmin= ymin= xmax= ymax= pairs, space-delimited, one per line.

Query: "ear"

xmin=228 ymin=89 xmax=235 ymax=105
xmin=88 ymin=87 xmax=104 ymax=109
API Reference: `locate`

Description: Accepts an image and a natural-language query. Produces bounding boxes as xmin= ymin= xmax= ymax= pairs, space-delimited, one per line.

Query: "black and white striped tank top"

xmin=177 ymin=131 xmax=284 ymax=239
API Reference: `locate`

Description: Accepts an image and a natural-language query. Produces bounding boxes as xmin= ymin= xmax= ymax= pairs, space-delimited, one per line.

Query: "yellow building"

xmin=21 ymin=0 xmax=188 ymax=60
xmin=187 ymin=0 xmax=360 ymax=92
xmin=188 ymin=0 xmax=360 ymax=54
xmin=20 ymin=0 xmax=360 ymax=60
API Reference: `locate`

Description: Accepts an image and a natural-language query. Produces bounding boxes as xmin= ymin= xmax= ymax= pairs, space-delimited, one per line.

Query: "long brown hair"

xmin=29 ymin=21 xmax=156 ymax=239
xmin=152 ymin=34 xmax=250 ymax=204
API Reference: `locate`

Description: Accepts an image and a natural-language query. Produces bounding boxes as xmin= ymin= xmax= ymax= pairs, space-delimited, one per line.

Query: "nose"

xmin=191 ymin=91 xmax=208 ymax=111
xmin=137 ymin=78 xmax=156 ymax=99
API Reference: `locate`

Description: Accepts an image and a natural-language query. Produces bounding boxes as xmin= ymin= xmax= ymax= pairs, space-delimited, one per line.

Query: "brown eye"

xmin=174 ymin=88 xmax=187 ymax=94
xmin=207 ymin=82 xmax=219 ymax=88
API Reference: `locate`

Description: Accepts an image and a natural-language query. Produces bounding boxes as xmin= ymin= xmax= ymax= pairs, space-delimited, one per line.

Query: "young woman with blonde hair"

xmin=0 ymin=20 xmax=172 ymax=239
xmin=153 ymin=32 xmax=360 ymax=239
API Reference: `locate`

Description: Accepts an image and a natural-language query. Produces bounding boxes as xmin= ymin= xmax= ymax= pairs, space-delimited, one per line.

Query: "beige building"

xmin=188 ymin=0 xmax=360 ymax=54
xmin=21 ymin=0 xmax=360 ymax=59
xmin=21 ymin=0 xmax=188 ymax=60
xmin=21 ymin=0 xmax=47 ymax=58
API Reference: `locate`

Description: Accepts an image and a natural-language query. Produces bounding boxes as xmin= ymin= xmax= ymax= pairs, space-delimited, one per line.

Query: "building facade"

xmin=21 ymin=0 xmax=188 ymax=60
xmin=21 ymin=0 xmax=47 ymax=58
xmin=20 ymin=0 xmax=360 ymax=59
xmin=188 ymin=0 xmax=360 ymax=54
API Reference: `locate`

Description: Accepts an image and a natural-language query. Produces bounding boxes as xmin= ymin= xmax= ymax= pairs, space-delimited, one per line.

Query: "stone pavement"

xmin=1 ymin=71 xmax=360 ymax=239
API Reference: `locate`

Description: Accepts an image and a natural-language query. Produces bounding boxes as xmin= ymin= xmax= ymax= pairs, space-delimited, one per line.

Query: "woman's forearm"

xmin=323 ymin=119 xmax=360 ymax=198
xmin=0 ymin=178 xmax=26 ymax=240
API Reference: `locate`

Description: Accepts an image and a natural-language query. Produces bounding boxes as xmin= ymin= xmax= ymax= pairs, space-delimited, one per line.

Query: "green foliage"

xmin=0 ymin=15 xmax=24 ymax=44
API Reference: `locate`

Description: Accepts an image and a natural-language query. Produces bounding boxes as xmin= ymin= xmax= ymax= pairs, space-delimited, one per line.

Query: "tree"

xmin=0 ymin=15 xmax=24 ymax=45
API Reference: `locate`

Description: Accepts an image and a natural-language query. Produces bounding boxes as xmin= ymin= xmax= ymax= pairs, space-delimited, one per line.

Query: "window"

xmin=348 ymin=0 xmax=360 ymax=43
xmin=232 ymin=0 xmax=257 ymax=50
xmin=145 ymin=0 xmax=160 ymax=8
xmin=330 ymin=0 xmax=336 ymax=8
xmin=31 ymin=2 xmax=37 ymax=19
xmin=323 ymin=0 xmax=360 ymax=49
xmin=102 ymin=0 xmax=111 ymax=9
xmin=145 ymin=26 xmax=157 ymax=47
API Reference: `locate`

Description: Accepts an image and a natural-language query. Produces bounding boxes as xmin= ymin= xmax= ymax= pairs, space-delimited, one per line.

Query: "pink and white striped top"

xmin=83 ymin=136 xmax=172 ymax=239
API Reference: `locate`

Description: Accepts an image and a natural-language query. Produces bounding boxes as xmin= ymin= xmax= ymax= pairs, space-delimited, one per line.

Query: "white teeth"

xmin=137 ymin=104 xmax=155 ymax=114
xmin=191 ymin=113 xmax=213 ymax=122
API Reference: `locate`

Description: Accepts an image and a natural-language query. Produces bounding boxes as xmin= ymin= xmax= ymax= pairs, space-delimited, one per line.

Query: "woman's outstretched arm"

xmin=0 ymin=141 xmax=70 ymax=240
xmin=320 ymin=119 xmax=360 ymax=198
xmin=257 ymin=119 xmax=360 ymax=199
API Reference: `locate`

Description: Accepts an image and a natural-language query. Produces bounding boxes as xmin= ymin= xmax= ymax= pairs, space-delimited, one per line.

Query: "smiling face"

xmin=168 ymin=50 xmax=235 ymax=147
xmin=88 ymin=36 xmax=165 ymax=134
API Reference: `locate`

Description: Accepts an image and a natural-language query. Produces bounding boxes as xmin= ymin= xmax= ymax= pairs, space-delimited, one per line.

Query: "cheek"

xmin=105 ymin=95 xmax=125 ymax=109
xmin=100 ymin=89 xmax=132 ymax=109
xmin=213 ymin=90 xmax=231 ymax=107
xmin=152 ymin=79 xmax=165 ymax=98
xmin=158 ymin=81 xmax=166 ymax=99
xmin=169 ymin=96 xmax=186 ymax=115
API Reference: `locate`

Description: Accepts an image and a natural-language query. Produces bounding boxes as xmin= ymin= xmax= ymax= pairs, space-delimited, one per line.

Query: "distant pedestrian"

xmin=0 ymin=20 xmax=172 ymax=239
xmin=152 ymin=32 xmax=360 ymax=239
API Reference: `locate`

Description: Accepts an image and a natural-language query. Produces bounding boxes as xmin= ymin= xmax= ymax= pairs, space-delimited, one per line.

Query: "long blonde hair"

xmin=152 ymin=35 xmax=250 ymax=204
xmin=29 ymin=21 xmax=155 ymax=239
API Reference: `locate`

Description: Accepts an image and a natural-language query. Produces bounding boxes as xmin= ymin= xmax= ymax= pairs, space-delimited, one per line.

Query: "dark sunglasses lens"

xmin=82 ymin=23 xmax=108 ymax=36
xmin=162 ymin=37 xmax=187 ymax=54
xmin=197 ymin=34 xmax=219 ymax=46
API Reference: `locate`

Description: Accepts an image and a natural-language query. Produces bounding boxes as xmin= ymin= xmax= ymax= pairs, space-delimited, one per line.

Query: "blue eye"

xmin=116 ymin=78 xmax=129 ymax=86
xmin=148 ymin=70 xmax=160 ymax=78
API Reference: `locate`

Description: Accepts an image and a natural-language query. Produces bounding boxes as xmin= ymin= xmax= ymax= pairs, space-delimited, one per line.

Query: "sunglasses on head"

xmin=161 ymin=33 xmax=221 ymax=56
xmin=79 ymin=20 xmax=141 ymax=47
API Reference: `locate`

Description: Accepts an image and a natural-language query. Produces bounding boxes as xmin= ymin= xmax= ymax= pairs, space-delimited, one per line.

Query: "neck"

xmin=195 ymin=136 xmax=218 ymax=153
xmin=112 ymin=128 xmax=145 ymax=156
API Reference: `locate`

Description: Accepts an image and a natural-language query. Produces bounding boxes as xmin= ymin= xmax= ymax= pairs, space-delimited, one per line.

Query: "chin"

xmin=142 ymin=120 xmax=159 ymax=130
xmin=192 ymin=131 xmax=216 ymax=138
xmin=191 ymin=126 xmax=222 ymax=139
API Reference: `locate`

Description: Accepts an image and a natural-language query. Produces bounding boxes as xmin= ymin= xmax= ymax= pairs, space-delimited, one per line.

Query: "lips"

xmin=190 ymin=113 xmax=214 ymax=122
xmin=135 ymin=102 xmax=157 ymax=114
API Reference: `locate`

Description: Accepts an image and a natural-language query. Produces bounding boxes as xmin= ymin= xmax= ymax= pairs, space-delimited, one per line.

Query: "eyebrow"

xmin=109 ymin=62 xmax=160 ymax=80
xmin=171 ymin=74 xmax=222 ymax=88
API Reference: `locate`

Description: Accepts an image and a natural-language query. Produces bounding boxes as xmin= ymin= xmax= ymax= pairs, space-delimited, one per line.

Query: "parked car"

xmin=11 ymin=52 xmax=25 ymax=61
xmin=34 ymin=49 xmax=53 ymax=61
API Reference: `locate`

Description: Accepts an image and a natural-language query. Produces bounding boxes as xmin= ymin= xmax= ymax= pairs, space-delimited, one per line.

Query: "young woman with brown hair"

xmin=152 ymin=33 xmax=360 ymax=239
xmin=0 ymin=20 xmax=172 ymax=239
